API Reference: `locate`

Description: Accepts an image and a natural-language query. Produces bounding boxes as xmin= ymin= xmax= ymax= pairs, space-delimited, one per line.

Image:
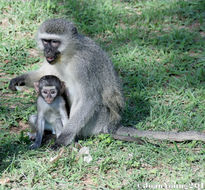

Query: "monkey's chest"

xmin=55 ymin=63 xmax=81 ymax=104
xmin=44 ymin=110 xmax=61 ymax=124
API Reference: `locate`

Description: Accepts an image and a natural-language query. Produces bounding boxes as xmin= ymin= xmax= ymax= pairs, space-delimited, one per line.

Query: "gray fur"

xmin=10 ymin=18 xmax=205 ymax=145
xmin=29 ymin=96 xmax=69 ymax=149
xmin=39 ymin=18 xmax=77 ymax=35
xmin=20 ymin=18 xmax=123 ymax=146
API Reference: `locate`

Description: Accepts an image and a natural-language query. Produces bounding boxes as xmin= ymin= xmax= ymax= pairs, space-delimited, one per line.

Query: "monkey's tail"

xmin=114 ymin=126 xmax=205 ymax=142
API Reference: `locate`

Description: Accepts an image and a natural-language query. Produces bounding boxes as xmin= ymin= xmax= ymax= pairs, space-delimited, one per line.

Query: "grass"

xmin=0 ymin=0 xmax=205 ymax=189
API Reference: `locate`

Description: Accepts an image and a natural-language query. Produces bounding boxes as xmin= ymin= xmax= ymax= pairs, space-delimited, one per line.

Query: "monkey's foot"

xmin=56 ymin=133 xmax=76 ymax=146
xmin=29 ymin=143 xmax=40 ymax=150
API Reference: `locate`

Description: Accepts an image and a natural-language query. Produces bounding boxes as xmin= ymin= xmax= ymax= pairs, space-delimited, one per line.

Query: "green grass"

xmin=0 ymin=0 xmax=205 ymax=189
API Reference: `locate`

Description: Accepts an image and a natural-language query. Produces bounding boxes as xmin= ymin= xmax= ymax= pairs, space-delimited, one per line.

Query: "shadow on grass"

xmin=0 ymin=131 xmax=55 ymax=173
xmin=121 ymin=96 xmax=150 ymax=126
xmin=0 ymin=133 xmax=29 ymax=173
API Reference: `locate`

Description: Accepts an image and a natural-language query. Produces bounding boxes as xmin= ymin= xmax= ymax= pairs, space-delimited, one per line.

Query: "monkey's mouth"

xmin=46 ymin=54 xmax=60 ymax=65
xmin=45 ymin=50 xmax=60 ymax=64
xmin=46 ymin=57 xmax=56 ymax=64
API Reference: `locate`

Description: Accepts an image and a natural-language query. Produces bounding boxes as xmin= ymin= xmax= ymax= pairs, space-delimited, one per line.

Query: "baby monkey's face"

xmin=41 ymin=86 xmax=58 ymax=104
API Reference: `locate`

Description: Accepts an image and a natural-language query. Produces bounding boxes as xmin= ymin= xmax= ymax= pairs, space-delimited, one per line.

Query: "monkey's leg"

xmin=30 ymin=115 xmax=45 ymax=149
xmin=28 ymin=114 xmax=54 ymax=140
xmin=115 ymin=126 xmax=205 ymax=142
xmin=79 ymin=106 xmax=113 ymax=136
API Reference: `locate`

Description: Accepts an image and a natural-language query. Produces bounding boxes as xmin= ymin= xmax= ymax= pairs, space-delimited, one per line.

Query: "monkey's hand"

xmin=27 ymin=132 xmax=36 ymax=141
xmin=9 ymin=75 xmax=26 ymax=91
xmin=55 ymin=132 xmax=76 ymax=146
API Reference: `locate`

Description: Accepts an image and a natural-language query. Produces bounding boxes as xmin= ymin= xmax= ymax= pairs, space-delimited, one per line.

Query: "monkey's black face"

xmin=41 ymin=86 xmax=58 ymax=104
xmin=42 ymin=39 xmax=61 ymax=64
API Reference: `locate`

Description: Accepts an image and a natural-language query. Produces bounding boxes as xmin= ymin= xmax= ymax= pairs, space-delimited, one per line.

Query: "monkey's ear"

xmin=72 ymin=27 xmax=78 ymax=35
xmin=34 ymin=82 xmax=40 ymax=94
xmin=60 ymin=81 xmax=66 ymax=94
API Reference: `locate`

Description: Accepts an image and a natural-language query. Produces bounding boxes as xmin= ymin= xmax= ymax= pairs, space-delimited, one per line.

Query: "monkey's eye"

xmin=42 ymin=90 xmax=48 ymax=94
xmin=50 ymin=90 xmax=56 ymax=94
xmin=42 ymin=39 xmax=49 ymax=45
xmin=51 ymin=40 xmax=60 ymax=48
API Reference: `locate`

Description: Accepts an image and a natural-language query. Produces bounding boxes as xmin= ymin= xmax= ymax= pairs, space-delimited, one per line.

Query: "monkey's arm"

xmin=59 ymin=102 xmax=69 ymax=126
xmin=28 ymin=114 xmax=38 ymax=140
xmin=56 ymin=98 xmax=98 ymax=146
xmin=30 ymin=114 xmax=45 ymax=149
xmin=53 ymin=118 xmax=64 ymax=138
xmin=55 ymin=102 xmax=69 ymax=138
xmin=9 ymin=70 xmax=43 ymax=90
xmin=9 ymin=63 xmax=53 ymax=90
xmin=115 ymin=126 xmax=205 ymax=142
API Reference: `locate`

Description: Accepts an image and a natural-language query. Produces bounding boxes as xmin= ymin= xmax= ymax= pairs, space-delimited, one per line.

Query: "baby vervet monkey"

xmin=29 ymin=75 xmax=69 ymax=149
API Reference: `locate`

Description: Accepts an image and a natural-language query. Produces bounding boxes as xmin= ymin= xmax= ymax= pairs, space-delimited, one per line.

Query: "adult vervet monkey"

xmin=9 ymin=18 xmax=205 ymax=144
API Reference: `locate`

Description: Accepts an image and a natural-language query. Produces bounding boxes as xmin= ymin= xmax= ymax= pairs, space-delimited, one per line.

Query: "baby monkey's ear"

xmin=60 ymin=81 xmax=66 ymax=94
xmin=34 ymin=82 xmax=40 ymax=94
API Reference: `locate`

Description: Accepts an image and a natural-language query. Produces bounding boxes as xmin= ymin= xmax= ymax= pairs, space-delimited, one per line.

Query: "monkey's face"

xmin=42 ymin=39 xmax=61 ymax=64
xmin=41 ymin=86 xmax=58 ymax=104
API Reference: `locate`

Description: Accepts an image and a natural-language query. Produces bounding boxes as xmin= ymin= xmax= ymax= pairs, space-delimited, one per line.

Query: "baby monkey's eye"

xmin=43 ymin=90 xmax=48 ymax=94
xmin=51 ymin=90 xmax=56 ymax=94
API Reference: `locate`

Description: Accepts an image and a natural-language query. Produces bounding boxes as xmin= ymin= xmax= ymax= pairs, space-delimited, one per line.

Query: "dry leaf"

xmin=84 ymin=155 xmax=93 ymax=163
xmin=72 ymin=147 xmax=78 ymax=152
xmin=78 ymin=147 xmax=93 ymax=163
xmin=0 ymin=177 xmax=10 ymax=185
xmin=49 ymin=147 xmax=65 ymax=163
xmin=75 ymin=143 xmax=82 ymax=149
xmin=79 ymin=147 xmax=90 ymax=155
